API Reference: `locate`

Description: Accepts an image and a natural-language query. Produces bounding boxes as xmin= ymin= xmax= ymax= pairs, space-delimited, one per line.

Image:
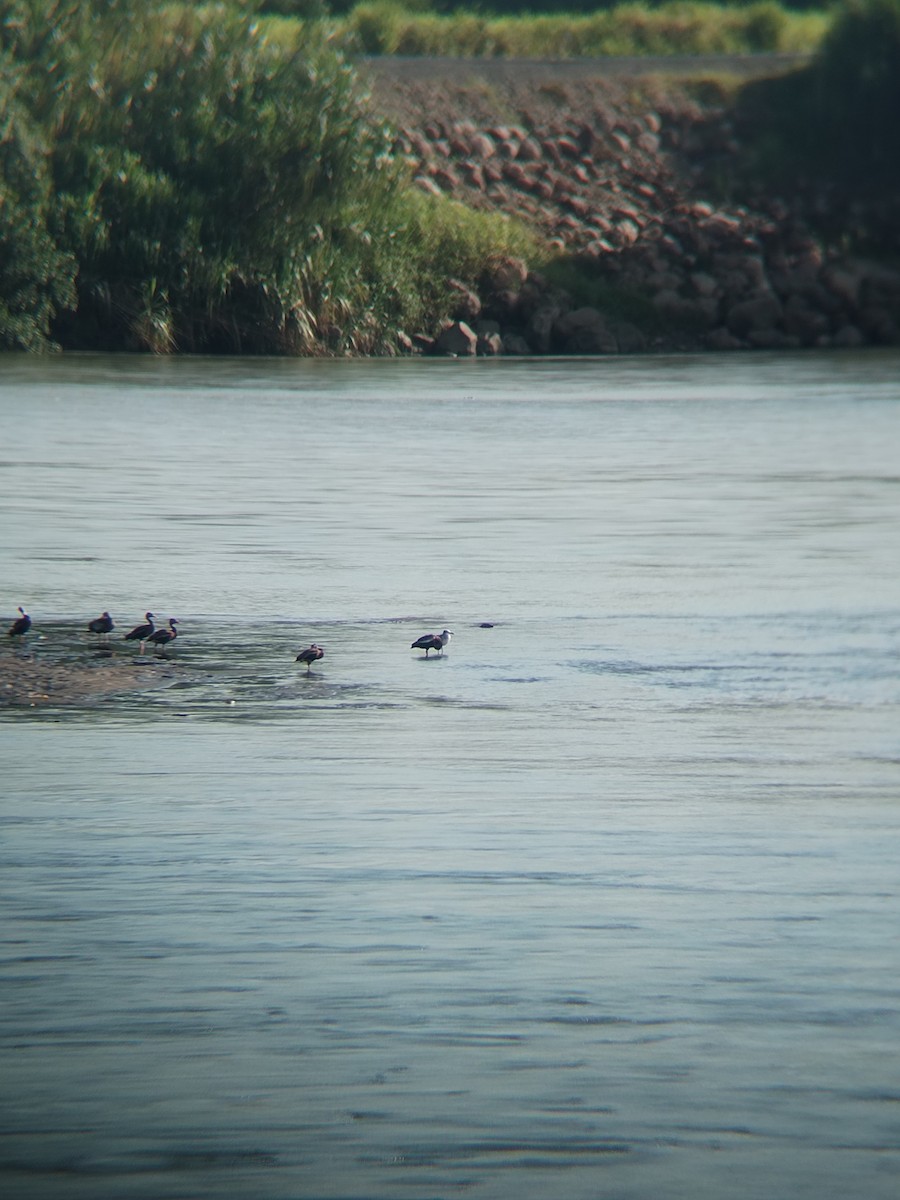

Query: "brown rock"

xmin=470 ymin=132 xmax=496 ymax=160
xmin=414 ymin=176 xmax=441 ymax=197
xmin=859 ymin=306 xmax=900 ymax=345
xmin=554 ymin=307 xmax=618 ymax=354
xmin=484 ymin=257 xmax=528 ymax=294
xmin=497 ymin=136 xmax=520 ymax=160
xmin=636 ymin=132 xmax=661 ymax=155
xmin=527 ymin=304 xmax=566 ymax=354
xmin=690 ymin=271 xmax=719 ymax=298
xmin=435 ymin=320 xmax=478 ymax=357
xmin=832 ymin=324 xmax=866 ymax=348
xmin=611 ymin=218 xmax=641 ymax=247
xmin=782 ymin=295 xmax=830 ymax=344
xmin=461 ymin=162 xmax=486 ymax=190
xmin=747 ymin=328 xmax=800 ymax=349
xmin=501 ymin=333 xmax=533 ymax=356
xmin=448 ymin=279 xmax=482 ymax=324
xmin=477 ymin=332 xmax=503 ymax=356
xmin=518 ymin=137 xmax=543 ymax=162
xmin=705 ymin=327 xmax=745 ymax=350
xmin=823 ymin=262 xmax=867 ymax=308
xmin=610 ymin=322 xmax=648 ymax=354
xmin=727 ymin=294 xmax=783 ymax=337
xmin=564 ymin=195 xmax=591 ymax=219
xmin=433 ymin=166 xmax=460 ymax=192
xmin=503 ymin=161 xmax=533 ymax=189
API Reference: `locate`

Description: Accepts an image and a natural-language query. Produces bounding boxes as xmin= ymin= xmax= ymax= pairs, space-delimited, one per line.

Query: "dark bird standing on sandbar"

xmin=8 ymin=607 xmax=31 ymax=637
xmin=8 ymin=609 xmax=31 ymax=638
xmin=148 ymin=618 xmax=178 ymax=651
xmin=88 ymin=611 xmax=114 ymax=641
xmin=411 ymin=629 xmax=453 ymax=657
xmin=296 ymin=643 xmax=324 ymax=673
xmin=124 ymin=612 xmax=154 ymax=652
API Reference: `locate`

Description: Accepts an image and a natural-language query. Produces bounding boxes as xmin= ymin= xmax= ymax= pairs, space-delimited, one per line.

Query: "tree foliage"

xmin=0 ymin=0 xmax=545 ymax=353
xmin=51 ymin=2 xmax=409 ymax=350
xmin=0 ymin=16 xmax=77 ymax=350
xmin=734 ymin=0 xmax=900 ymax=252
xmin=2 ymin=0 xmax=425 ymax=351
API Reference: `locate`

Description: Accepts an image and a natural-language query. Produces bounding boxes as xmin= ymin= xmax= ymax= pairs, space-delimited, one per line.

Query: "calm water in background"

xmin=1 ymin=351 xmax=899 ymax=1200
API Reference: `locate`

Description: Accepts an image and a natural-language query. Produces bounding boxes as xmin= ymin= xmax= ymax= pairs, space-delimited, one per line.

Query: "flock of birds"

xmin=7 ymin=607 xmax=456 ymax=671
xmin=7 ymin=607 xmax=179 ymax=654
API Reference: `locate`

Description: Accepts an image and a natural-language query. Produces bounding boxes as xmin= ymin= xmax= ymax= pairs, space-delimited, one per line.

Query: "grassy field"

xmin=261 ymin=2 xmax=833 ymax=58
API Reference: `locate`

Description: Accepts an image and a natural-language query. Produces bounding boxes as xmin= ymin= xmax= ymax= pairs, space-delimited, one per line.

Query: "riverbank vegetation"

xmin=731 ymin=0 xmax=900 ymax=253
xmin=336 ymin=2 xmax=829 ymax=57
xmin=1 ymin=0 xmax=896 ymax=355
xmin=1 ymin=0 xmax=541 ymax=352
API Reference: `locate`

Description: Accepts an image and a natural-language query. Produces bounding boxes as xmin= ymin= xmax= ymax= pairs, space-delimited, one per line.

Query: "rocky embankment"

xmin=366 ymin=61 xmax=900 ymax=355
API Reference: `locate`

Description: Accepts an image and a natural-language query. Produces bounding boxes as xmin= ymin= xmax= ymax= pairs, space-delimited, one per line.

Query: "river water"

xmin=2 ymin=351 xmax=899 ymax=1200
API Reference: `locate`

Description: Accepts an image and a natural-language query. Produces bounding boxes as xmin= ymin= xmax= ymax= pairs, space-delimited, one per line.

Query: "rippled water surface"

xmin=2 ymin=351 xmax=899 ymax=1199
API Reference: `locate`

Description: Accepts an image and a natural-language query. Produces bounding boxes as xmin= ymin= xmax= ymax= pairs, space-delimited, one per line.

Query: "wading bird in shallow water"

xmin=88 ymin=611 xmax=114 ymax=641
xmin=124 ymin=612 xmax=154 ymax=652
xmin=148 ymin=618 xmax=178 ymax=652
xmin=8 ymin=607 xmax=31 ymax=637
xmin=411 ymin=629 xmax=453 ymax=657
xmin=296 ymin=643 xmax=324 ymax=673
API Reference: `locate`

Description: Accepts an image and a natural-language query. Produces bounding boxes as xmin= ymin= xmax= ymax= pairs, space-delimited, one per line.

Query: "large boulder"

xmin=477 ymin=331 xmax=503 ymax=356
xmin=482 ymin=256 xmax=528 ymax=294
xmin=501 ymin=333 xmax=533 ymax=356
xmin=447 ymin=279 xmax=482 ymax=324
xmin=434 ymin=320 xmax=477 ymax=356
xmin=553 ymin=307 xmax=618 ymax=354
xmin=527 ymin=304 xmax=566 ymax=353
xmin=726 ymin=293 xmax=784 ymax=337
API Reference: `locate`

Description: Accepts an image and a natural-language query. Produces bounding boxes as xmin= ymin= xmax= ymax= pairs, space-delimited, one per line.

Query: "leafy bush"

xmin=814 ymin=0 xmax=900 ymax=178
xmin=733 ymin=0 xmax=900 ymax=250
xmin=385 ymin=189 xmax=543 ymax=334
xmin=5 ymin=1 xmax=416 ymax=351
xmin=0 ymin=0 xmax=545 ymax=352
xmin=0 ymin=50 xmax=76 ymax=350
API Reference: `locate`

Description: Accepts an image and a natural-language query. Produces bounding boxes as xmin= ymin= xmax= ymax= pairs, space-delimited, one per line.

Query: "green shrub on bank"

xmin=47 ymin=3 xmax=409 ymax=353
xmin=733 ymin=0 xmax=900 ymax=251
xmin=386 ymin=189 xmax=544 ymax=334
xmin=0 ymin=50 xmax=77 ymax=350
xmin=342 ymin=2 xmax=829 ymax=57
xmin=0 ymin=0 xmax=542 ymax=352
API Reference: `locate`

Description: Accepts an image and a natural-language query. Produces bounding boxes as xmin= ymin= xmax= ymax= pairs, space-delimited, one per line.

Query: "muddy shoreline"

xmin=0 ymin=648 xmax=178 ymax=708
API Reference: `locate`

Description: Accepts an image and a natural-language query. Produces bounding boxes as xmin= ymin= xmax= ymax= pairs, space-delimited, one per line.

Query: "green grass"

xmin=336 ymin=2 xmax=831 ymax=58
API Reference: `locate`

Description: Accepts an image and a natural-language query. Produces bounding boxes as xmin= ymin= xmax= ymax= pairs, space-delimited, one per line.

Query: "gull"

xmin=411 ymin=629 xmax=453 ymax=657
